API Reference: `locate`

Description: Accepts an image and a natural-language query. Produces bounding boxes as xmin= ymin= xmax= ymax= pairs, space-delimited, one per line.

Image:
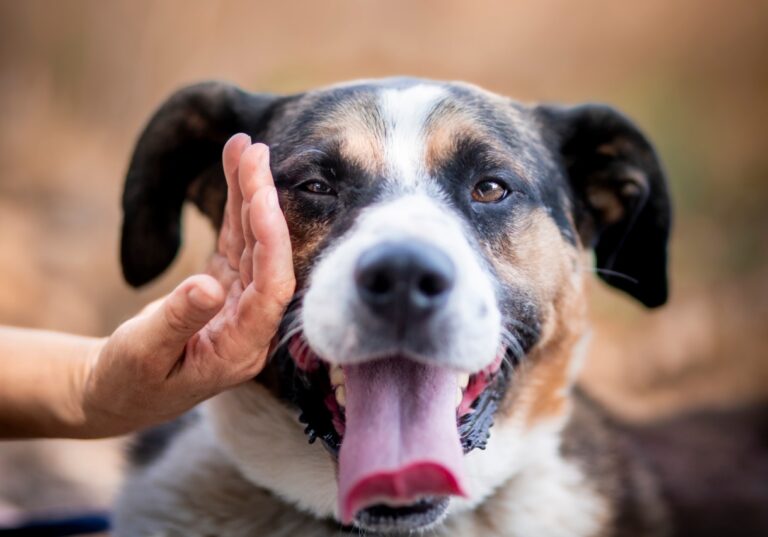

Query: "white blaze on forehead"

xmin=378 ymin=84 xmax=447 ymax=186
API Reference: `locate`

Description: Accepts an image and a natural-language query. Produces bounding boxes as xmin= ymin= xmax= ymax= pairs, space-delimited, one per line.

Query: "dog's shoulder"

xmin=115 ymin=416 xmax=348 ymax=537
xmin=567 ymin=393 xmax=768 ymax=537
xmin=562 ymin=390 xmax=671 ymax=537
xmin=127 ymin=411 xmax=200 ymax=468
xmin=629 ymin=401 xmax=768 ymax=537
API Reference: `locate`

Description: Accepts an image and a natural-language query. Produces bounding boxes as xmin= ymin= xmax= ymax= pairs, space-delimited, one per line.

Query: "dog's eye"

xmin=472 ymin=179 xmax=508 ymax=203
xmin=298 ymin=180 xmax=336 ymax=196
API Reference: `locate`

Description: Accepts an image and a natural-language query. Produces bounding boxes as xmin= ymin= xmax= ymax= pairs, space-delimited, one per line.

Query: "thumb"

xmin=141 ymin=275 xmax=225 ymax=362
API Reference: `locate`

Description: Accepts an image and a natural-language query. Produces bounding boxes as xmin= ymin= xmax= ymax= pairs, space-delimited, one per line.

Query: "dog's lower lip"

xmin=354 ymin=496 xmax=450 ymax=532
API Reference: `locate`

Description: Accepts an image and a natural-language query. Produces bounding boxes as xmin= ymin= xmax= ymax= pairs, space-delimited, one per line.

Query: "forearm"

xmin=0 ymin=326 xmax=104 ymax=438
xmin=0 ymin=137 xmax=291 ymax=440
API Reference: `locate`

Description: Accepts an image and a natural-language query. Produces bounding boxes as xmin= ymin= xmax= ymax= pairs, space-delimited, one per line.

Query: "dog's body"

xmin=116 ymin=392 xmax=668 ymax=537
xmin=112 ymin=78 xmax=764 ymax=537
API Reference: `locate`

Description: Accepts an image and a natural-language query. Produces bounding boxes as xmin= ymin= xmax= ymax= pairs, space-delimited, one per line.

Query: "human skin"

xmin=0 ymin=135 xmax=295 ymax=439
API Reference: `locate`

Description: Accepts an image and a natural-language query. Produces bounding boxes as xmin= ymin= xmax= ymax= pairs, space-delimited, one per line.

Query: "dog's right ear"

xmin=120 ymin=82 xmax=281 ymax=287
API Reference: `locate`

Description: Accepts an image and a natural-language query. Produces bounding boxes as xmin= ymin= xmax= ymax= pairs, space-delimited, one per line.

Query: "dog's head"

xmin=121 ymin=78 xmax=670 ymax=533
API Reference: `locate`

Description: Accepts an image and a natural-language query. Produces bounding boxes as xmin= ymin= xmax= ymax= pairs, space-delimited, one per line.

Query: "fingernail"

xmin=266 ymin=186 xmax=279 ymax=211
xmin=235 ymin=132 xmax=251 ymax=146
xmin=188 ymin=286 xmax=217 ymax=310
xmin=257 ymin=144 xmax=270 ymax=165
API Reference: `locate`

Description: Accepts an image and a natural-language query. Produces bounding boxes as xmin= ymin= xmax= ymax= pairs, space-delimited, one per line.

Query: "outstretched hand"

xmin=79 ymin=135 xmax=295 ymax=436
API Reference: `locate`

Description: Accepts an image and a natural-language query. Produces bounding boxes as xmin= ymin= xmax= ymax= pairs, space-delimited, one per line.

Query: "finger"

xmin=210 ymin=188 xmax=294 ymax=377
xmin=238 ymin=198 xmax=255 ymax=285
xmin=138 ymin=275 xmax=225 ymax=374
xmin=205 ymin=253 xmax=239 ymax=291
xmin=220 ymin=134 xmax=251 ymax=268
xmin=238 ymin=143 xmax=271 ymax=202
xmin=137 ymin=294 xmax=167 ymax=317
xmin=237 ymin=143 xmax=271 ymax=285
xmin=250 ymin=184 xmax=295 ymax=299
xmin=221 ymin=188 xmax=295 ymax=369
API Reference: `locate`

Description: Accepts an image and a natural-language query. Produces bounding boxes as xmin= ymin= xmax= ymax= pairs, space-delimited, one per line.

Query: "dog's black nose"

xmin=355 ymin=242 xmax=455 ymax=325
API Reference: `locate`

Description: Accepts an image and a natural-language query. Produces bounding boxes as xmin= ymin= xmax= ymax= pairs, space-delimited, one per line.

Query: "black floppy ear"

xmin=120 ymin=81 xmax=281 ymax=287
xmin=536 ymin=104 xmax=672 ymax=308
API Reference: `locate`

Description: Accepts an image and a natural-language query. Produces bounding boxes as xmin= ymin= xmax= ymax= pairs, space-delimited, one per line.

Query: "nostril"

xmin=365 ymin=271 xmax=394 ymax=296
xmin=418 ymin=273 xmax=450 ymax=298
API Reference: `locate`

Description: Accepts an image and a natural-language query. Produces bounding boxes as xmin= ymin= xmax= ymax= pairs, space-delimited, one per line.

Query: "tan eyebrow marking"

xmin=313 ymin=104 xmax=386 ymax=176
xmin=423 ymin=103 xmax=533 ymax=182
xmin=424 ymin=106 xmax=487 ymax=173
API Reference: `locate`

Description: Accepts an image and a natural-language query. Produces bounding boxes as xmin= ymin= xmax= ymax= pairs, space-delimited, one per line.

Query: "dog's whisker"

xmin=294 ymin=339 xmax=312 ymax=358
xmin=270 ymin=325 xmax=305 ymax=359
xmin=280 ymin=310 xmax=304 ymax=332
xmin=503 ymin=317 xmax=539 ymax=337
xmin=268 ymin=292 xmax=310 ymax=361
xmin=585 ymin=266 xmax=639 ymax=285
xmin=500 ymin=326 xmax=526 ymax=360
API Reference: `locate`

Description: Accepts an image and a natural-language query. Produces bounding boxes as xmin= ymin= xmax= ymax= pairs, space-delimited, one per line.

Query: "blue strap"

xmin=0 ymin=512 xmax=110 ymax=536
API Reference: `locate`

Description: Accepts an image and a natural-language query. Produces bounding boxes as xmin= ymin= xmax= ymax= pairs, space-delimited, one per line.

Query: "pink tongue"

xmin=338 ymin=357 xmax=467 ymax=523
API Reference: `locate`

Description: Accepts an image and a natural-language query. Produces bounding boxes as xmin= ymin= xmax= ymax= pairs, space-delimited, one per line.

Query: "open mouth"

xmin=279 ymin=334 xmax=511 ymax=530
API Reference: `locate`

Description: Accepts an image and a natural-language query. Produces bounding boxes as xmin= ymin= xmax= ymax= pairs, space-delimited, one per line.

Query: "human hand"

xmin=79 ymin=135 xmax=295 ymax=437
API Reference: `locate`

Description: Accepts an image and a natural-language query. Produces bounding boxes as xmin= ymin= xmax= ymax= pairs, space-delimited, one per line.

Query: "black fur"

xmin=120 ymin=81 xmax=671 ymax=309
xmin=536 ymin=104 xmax=672 ymax=308
xmin=120 ymin=81 xmax=283 ymax=287
xmin=128 ymin=412 xmax=198 ymax=468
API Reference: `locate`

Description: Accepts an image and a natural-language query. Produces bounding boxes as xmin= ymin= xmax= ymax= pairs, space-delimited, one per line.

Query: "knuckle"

xmin=136 ymin=357 xmax=160 ymax=381
xmin=164 ymin=299 xmax=194 ymax=333
xmin=273 ymin=277 xmax=296 ymax=303
xmin=245 ymin=357 xmax=268 ymax=378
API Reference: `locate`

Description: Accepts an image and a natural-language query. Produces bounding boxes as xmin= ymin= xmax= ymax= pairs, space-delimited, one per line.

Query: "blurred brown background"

xmin=1 ymin=0 xmax=766 ymax=523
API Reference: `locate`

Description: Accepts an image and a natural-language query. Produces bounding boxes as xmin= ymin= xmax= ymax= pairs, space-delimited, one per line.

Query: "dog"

xmin=113 ymin=77 xmax=677 ymax=537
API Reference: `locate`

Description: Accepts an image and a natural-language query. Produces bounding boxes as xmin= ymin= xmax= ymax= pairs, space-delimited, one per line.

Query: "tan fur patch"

xmin=520 ymin=287 xmax=587 ymax=424
xmin=424 ymin=107 xmax=487 ymax=172
xmin=587 ymin=187 xmax=625 ymax=224
xmin=491 ymin=209 xmax=575 ymax=303
xmin=486 ymin=207 xmax=589 ymax=426
xmin=280 ymin=207 xmax=328 ymax=288
xmin=423 ymin=103 xmax=534 ymax=182
xmin=316 ymin=101 xmax=385 ymax=176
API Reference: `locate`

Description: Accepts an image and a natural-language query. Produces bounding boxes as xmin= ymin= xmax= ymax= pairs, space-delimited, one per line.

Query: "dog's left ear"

xmin=121 ymin=82 xmax=282 ymax=287
xmin=535 ymin=104 xmax=672 ymax=308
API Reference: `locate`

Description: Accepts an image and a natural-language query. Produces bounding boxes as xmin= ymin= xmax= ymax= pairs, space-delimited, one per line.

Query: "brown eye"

xmin=300 ymin=180 xmax=335 ymax=195
xmin=472 ymin=179 xmax=508 ymax=203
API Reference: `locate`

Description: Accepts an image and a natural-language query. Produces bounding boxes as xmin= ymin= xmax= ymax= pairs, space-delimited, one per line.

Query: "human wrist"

xmin=61 ymin=336 xmax=109 ymax=438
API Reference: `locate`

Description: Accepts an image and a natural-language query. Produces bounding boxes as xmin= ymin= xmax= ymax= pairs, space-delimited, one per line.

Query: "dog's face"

xmin=121 ymin=78 xmax=670 ymax=533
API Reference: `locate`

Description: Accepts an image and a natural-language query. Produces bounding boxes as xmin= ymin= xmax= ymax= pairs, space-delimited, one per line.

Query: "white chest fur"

xmin=114 ymin=385 xmax=608 ymax=537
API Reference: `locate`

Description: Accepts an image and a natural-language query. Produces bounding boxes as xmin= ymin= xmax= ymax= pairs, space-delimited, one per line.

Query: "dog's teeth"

xmin=457 ymin=373 xmax=470 ymax=390
xmin=330 ymin=365 xmax=345 ymax=387
xmin=456 ymin=387 xmax=463 ymax=407
xmin=335 ymin=385 xmax=346 ymax=408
